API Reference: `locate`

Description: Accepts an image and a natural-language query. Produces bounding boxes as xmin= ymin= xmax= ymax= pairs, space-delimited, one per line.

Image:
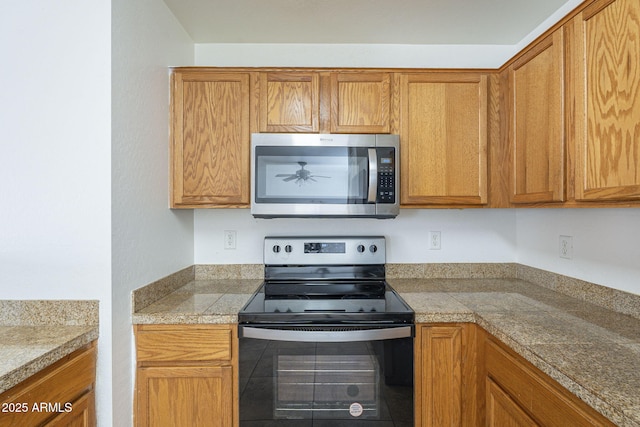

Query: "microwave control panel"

xmin=377 ymin=147 xmax=395 ymax=204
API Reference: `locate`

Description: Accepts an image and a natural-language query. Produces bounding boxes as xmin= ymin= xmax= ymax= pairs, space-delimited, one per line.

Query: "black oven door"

xmin=239 ymin=325 xmax=413 ymax=426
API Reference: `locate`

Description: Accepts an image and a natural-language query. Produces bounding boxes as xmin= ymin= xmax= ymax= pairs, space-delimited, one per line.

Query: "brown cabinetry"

xmin=258 ymin=71 xmax=392 ymax=134
xmin=0 ymin=342 xmax=97 ymax=427
xmin=259 ymin=72 xmax=320 ymax=133
xmin=568 ymin=0 xmax=640 ymax=202
xmin=134 ymin=324 xmax=238 ymax=427
xmin=330 ymin=72 xmax=391 ymax=133
xmin=170 ymin=70 xmax=253 ymax=208
xmin=483 ymin=331 xmax=615 ymax=427
xmin=415 ymin=323 xmax=479 ymax=427
xmin=399 ymin=73 xmax=488 ymax=206
xmin=508 ymin=30 xmax=566 ymax=204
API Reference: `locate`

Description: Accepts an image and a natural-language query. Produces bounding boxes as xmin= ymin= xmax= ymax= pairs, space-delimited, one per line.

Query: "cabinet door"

xmin=486 ymin=378 xmax=539 ymax=427
xmin=509 ymin=31 xmax=565 ymax=204
xmin=171 ymin=71 xmax=251 ymax=208
xmin=419 ymin=326 xmax=463 ymax=426
xmin=137 ymin=365 xmax=233 ymax=427
xmin=416 ymin=324 xmax=481 ymax=426
xmin=330 ymin=72 xmax=391 ymax=133
xmin=570 ymin=0 xmax=640 ymax=201
xmin=400 ymin=73 xmax=488 ymax=205
xmin=45 ymin=390 xmax=96 ymax=427
xmin=259 ymin=72 xmax=319 ymax=132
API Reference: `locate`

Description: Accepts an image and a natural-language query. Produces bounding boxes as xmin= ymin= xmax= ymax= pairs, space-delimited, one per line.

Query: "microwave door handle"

xmin=367 ymin=148 xmax=378 ymax=203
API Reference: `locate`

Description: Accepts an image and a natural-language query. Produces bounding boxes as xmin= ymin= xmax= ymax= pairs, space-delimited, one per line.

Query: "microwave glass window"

xmin=255 ymin=146 xmax=369 ymax=203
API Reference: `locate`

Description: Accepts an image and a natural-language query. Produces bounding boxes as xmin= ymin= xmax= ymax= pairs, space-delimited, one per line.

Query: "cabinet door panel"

xmin=510 ymin=31 xmax=565 ymax=203
xmin=137 ymin=366 xmax=233 ymax=427
xmin=171 ymin=71 xmax=251 ymax=207
xmin=416 ymin=325 xmax=463 ymax=426
xmin=330 ymin=73 xmax=390 ymax=133
xmin=400 ymin=73 xmax=488 ymax=205
xmin=572 ymin=0 xmax=640 ymax=200
xmin=486 ymin=378 xmax=539 ymax=427
xmin=259 ymin=72 xmax=319 ymax=132
xmin=45 ymin=390 xmax=95 ymax=427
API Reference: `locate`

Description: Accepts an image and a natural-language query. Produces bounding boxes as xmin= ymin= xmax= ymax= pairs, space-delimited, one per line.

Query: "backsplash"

xmin=517 ymin=264 xmax=640 ymax=320
xmin=133 ymin=263 xmax=640 ymax=320
xmin=0 ymin=300 xmax=99 ymax=326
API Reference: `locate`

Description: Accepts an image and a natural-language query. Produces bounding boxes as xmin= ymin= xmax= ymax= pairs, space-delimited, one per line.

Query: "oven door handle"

xmin=240 ymin=325 xmax=412 ymax=342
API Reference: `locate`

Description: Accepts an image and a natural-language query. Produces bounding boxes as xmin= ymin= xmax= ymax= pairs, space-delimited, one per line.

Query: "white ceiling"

xmin=162 ymin=0 xmax=574 ymax=45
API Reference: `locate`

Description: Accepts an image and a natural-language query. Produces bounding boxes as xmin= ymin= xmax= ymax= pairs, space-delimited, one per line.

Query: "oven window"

xmin=240 ymin=337 xmax=413 ymax=425
xmin=254 ymin=146 xmax=369 ymax=204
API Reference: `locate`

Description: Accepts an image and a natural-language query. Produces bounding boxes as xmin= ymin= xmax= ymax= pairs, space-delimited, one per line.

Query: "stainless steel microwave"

xmin=251 ymin=133 xmax=399 ymax=218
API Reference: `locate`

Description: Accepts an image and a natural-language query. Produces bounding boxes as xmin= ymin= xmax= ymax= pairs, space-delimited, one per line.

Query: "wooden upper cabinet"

xmin=171 ymin=70 xmax=252 ymax=208
xmin=259 ymin=72 xmax=319 ymax=132
xmin=330 ymin=72 xmax=391 ymax=133
xmin=509 ymin=30 xmax=565 ymax=204
xmin=399 ymin=73 xmax=488 ymax=206
xmin=569 ymin=0 xmax=640 ymax=201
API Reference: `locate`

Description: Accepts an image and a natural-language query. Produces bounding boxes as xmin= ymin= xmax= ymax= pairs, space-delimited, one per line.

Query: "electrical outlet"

xmin=429 ymin=231 xmax=441 ymax=250
xmin=224 ymin=230 xmax=237 ymax=250
xmin=559 ymin=235 xmax=572 ymax=259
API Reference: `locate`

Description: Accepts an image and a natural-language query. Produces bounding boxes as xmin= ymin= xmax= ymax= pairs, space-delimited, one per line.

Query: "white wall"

xmin=195 ymin=209 xmax=517 ymax=264
xmin=195 ymin=43 xmax=518 ymax=69
xmin=111 ymin=0 xmax=194 ymax=426
xmin=0 ymin=0 xmax=112 ymax=422
xmin=516 ymin=209 xmax=640 ymax=295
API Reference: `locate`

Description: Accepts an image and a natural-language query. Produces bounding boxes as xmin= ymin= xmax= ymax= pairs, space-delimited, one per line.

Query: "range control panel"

xmin=264 ymin=236 xmax=386 ymax=265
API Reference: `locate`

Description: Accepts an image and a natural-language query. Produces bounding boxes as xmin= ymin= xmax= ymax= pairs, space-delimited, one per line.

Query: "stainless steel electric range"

xmin=238 ymin=236 xmax=414 ymax=426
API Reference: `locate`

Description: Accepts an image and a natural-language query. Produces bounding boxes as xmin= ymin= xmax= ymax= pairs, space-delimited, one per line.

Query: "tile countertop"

xmin=0 ymin=300 xmax=99 ymax=395
xmin=132 ymin=275 xmax=640 ymax=427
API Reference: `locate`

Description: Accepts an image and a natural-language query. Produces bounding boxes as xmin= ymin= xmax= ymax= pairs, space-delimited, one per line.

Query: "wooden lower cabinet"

xmin=134 ymin=324 xmax=238 ymax=427
xmin=136 ymin=366 xmax=233 ymax=427
xmin=415 ymin=325 xmax=615 ymax=426
xmin=486 ymin=378 xmax=538 ymax=427
xmin=45 ymin=389 xmax=96 ymax=427
xmin=0 ymin=341 xmax=97 ymax=427
xmin=414 ymin=323 xmax=480 ymax=427
xmin=482 ymin=329 xmax=615 ymax=427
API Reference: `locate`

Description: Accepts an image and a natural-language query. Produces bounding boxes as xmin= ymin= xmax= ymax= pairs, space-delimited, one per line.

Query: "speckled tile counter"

xmin=132 ymin=266 xmax=640 ymax=426
xmin=0 ymin=300 xmax=99 ymax=395
xmin=391 ymin=278 xmax=640 ymax=427
xmin=133 ymin=279 xmax=262 ymax=324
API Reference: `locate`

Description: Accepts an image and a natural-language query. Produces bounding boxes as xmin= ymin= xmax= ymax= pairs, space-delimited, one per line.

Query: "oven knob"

xmin=285 ymin=245 xmax=292 ymax=253
xmin=357 ymin=244 xmax=365 ymax=253
xmin=369 ymin=245 xmax=378 ymax=253
xmin=272 ymin=245 xmax=281 ymax=253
